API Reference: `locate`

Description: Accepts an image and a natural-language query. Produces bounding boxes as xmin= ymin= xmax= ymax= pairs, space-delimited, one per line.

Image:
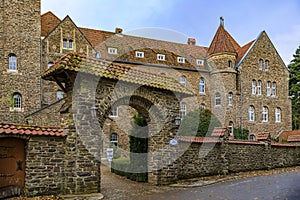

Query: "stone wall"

xmin=176 ymin=140 xmax=300 ymax=181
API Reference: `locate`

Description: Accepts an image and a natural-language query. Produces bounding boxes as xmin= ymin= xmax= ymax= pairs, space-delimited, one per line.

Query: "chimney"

xmin=115 ymin=27 xmax=123 ymax=34
xmin=187 ymin=38 xmax=196 ymax=45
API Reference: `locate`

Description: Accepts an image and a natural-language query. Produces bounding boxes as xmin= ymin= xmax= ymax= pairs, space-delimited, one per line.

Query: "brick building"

xmin=0 ymin=1 xmax=292 ymax=147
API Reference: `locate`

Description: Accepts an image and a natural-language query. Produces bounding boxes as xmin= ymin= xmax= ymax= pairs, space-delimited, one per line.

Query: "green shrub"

xmin=178 ymin=109 xmax=221 ymax=137
xmin=233 ymin=127 xmax=249 ymax=140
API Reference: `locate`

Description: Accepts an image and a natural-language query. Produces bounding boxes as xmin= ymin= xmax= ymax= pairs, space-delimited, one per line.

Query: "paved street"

xmin=141 ymin=171 xmax=300 ymax=200
xmin=101 ymin=165 xmax=300 ymax=200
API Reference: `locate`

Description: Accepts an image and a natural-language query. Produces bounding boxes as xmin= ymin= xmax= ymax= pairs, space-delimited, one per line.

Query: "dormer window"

xmin=179 ymin=76 xmax=186 ymax=86
xmin=157 ymin=54 xmax=165 ymax=61
xmin=135 ymin=51 xmax=144 ymax=58
xmin=197 ymin=59 xmax=204 ymax=65
xmin=108 ymin=47 xmax=118 ymax=54
xmin=177 ymin=57 xmax=185 ymax=63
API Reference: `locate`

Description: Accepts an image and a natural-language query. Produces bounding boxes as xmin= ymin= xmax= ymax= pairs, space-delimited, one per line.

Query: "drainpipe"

xmin=236 ymin=68 xmax=243 ymax=131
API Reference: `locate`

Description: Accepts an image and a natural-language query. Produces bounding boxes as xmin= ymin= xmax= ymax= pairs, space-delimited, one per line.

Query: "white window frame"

xmin=252 ymin=80 xmax=256 ymax=95
xmin=272 ymin=82 xmax=276 ymax=96
xmin=110 ymin=133 xmax=118 ymax=147
xmin=13 ymin=93 xmax=22 ymax=110
xmin=228 ymin=121 xmax=233 ymax=136
xmin=262 ymin=106 xmax=268 ymax=122
xmin=259 ymin=59 xmax=263 ymax=70
xmin=228 ymin=92 xmax=233 ymax=106
xmin=267 ymin=81 xmax=271 ymax=96
xmin=196 ymin=59 xmax=204 ymax=65
xmin=257 ymin=80 xmax=262 ymax=95
xmin=215 ymin=92 xmax=221 ymax=106
xmin=56 ymin=91 xmax=63 ymax=100
xmin=177 ymin=57 xmax=185 ymax=63
xmin=157 ymin=54 xmax=166 ymax=61
xmin=199 ymin=77 xmax=205 ymax=94
xmin=135 ymin=51 xmax=144 ymax=58
xmin=265 ymin=60 xmax=269 ymax=71
xmin=249 ymin=106 xmax=255 ymax=122
xmin=108 ymin=47 xmax=118 ymax=55
xmin=8 ymin=54 xmax=17 ymax=71
xmin=69 ymin=40 xmax=73 ymax=49
xmin=180 ymin=102 xmax=186 ymax=118
xmin=180 ymin=76 xmax=186 ymax=86
xmin=275 ymin=108 xmax=281 ymax=123
xmin=63 ymin=39 xmax=68 ymax=49
xmin=109 ymin=107 xmax=119 ymax=117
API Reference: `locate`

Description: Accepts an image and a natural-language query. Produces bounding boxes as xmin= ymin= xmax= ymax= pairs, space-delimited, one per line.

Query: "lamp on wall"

xmin=174 ymin=116 xmax=181 ymax=126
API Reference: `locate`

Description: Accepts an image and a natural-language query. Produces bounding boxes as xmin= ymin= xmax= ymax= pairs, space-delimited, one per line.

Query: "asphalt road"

xmin=141 ymin=170 xmax=300 ymax=200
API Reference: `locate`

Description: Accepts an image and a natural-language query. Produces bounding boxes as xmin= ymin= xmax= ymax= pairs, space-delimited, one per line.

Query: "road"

xmin=140 ymin=171 xmax=300 ymax=200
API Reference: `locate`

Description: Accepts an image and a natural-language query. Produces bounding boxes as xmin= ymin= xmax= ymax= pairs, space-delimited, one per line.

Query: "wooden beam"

xmin=53 ymin=76 xmax=67 ymax=93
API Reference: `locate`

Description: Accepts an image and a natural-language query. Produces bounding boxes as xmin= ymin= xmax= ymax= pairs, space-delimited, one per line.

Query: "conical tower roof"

xmin=207 ymin=18 xmax=240 ymax=55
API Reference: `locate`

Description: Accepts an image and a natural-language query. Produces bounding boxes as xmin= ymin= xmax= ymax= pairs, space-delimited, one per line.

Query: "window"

xmin=228 ymin=121 xmax=233 ymax=136
xmin=267 ymin=81 xmax=271 ymax=96
xmin=262 ymin=106 xmax=268 ymax=122
xmin=249 ymin=106 xmax=255 ymax=121
xmin=200 ymin=103 xmax=205 ymax=110
xmin=180 ymin=102 xmax=186 ymax=118
xmin=249 ymin=135 xmax=256 ymax=141
xmin=177 ymin=57 xmax=185 ymax=63
xmin=215 ymin=92 xmax=221 ymax=106
xmin=12 ymin=93 xmax=22 ymax=110
xmin=135 ymin=51 xmax=144 ymax=58
xmin=47 ymin=62 xmax=54 ymax=68
xmin=69 ymin=40 xmax=73 ymax=49
xmin=252 ymin=80 xmax=256 ymax=95
xmin=110 ymin=107 xmax=118 ymax=117
xmin=180 ymin=76 xmax=186 ymax=86
xmin=110 ymin=133 xmax=118 ymax=147
xmin=108 ymin=47 xmax=117 ymax=54
xmin=197 ymin=59 xmax=204 ymax=65
xmin=272 ymin=82 xmax=276 ymax=96
xmin=8 ymin=54 xmax=17 ymax=71
xmin=259 ymin=59 xmax=263 ymax=70
xmin=228 ymin=60 xmax=232 ymax=69
xmin=95 ymin=52 xmax=101 ymax=58
xmin=199 ymin=77 xmax=205 ymax=94
xmin=56 ymin=91 xmax=63 ymax=100
xmin=257 ymin=80 xmax=262 ymax=95
xmin=228 ymin=92 xmax=233 ymax=106
xmin=63 ymin=39 xmax=68 ymax=49
xmin=157 ymin=54 xmax=165 ymax=61
xmin=265 ymin=60 xmax=269 ymax=71
xmin=275 ymin=108 xmax=281 ymax=122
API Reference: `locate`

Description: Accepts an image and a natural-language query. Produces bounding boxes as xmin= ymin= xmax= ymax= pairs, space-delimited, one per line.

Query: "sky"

xmin=41 ymin=0 xmax=300 ymax=65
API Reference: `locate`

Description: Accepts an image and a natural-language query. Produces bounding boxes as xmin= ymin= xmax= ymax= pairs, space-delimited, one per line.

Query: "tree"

xmin=178 ymin=109 xmax=221 ymax=137
xmin=288 ymin=46 xmax=300 ymax=130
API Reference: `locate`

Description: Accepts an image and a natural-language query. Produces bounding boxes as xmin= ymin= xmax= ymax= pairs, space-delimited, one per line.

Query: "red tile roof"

xmin=207 ymin=25 xmax=240 ymax=55
xmin=256 ymin=132 xmax=270 ymax=140
xmin=211 ymin=127 xmax=227 ymax=137
xmin=236 ymin=40 xmax=255 ymax=64
xmin=79 ymin=27 xmax=115 ymax=47
xmin=41 ymin=11 xmax=61 ymax=37
xmin=0 ymin=122 xmax=66 ymax=137
xmin=287 ymin=135 xmax=300 ymax=142
xmin=176 ymin=136 xmax=222 ymax=143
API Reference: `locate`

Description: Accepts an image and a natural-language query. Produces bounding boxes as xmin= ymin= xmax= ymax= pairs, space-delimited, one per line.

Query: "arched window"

xmin=199 ymin=77 xmax=205 ymax=94
xmin=215 ymin=92 xmax=221 ymax=106
xmin=8 ymin=54 xmax=17 ymax=71
xmin=228 ymin=60 xmax=232 ymax=69
xmin=252 ymin=80 xmax=256 ymax=95
xmin=180 ymin=102 xmax=186 ymax=118
xmin=259 ymin=59 xmax=263 ymax=70
xmin=12 ymin=93 xmax=22 ymax=109
xmin=228 ymin=92 xmax=233 ymax=106
xmin=275 ymin=107 xmax=281 ymax=122
xmin=95 ymin=52 xmax=101 ymax=58
xmin=249 ymin=135 xmax=256 ymax=141
xmin=272 ymin=82 xmax=276 ymax=96
xmin=110 ymin=133 xmax=118 ymax=147
xmin=249 ymin=106 xmax=255 ymax=121
xmin=200 ymin=103 xmax=205 ymax=110
xmin=257 ymin=80 xmax=262 ymax=95
xmin=56 ymin=91 xmax=63 ymax=100
xmin=265 ymin=60 xmax=269 ymax=71
xmin=228 ymin=121 xmax=233 ymax=136
xmin=47 ymin=62 xmax=54 ymax=68
xmin=262 ymin=106 xmax=268 ymax=122
xmin=180 ymin=76 xmax=186 ymax=86
xmin=267 ymin=81 xmax=271 ymax=96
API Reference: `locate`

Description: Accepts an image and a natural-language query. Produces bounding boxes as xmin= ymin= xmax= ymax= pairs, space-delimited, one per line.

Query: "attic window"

xmin=108 ymin=47 xmax=118 ymax=54
xmin=157 ymin=54 xmax=165 ymax=61
xmin=135 ymin=51 xmax=144 ymax=58
xmin=177 ymin=57 xmax=185 ymax=63
xmin=197 ymin=59 xmax=204 ymax=65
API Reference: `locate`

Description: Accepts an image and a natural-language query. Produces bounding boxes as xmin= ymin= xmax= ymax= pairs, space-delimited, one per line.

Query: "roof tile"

xmin=41 ymin=11 xmax=61 ymax=37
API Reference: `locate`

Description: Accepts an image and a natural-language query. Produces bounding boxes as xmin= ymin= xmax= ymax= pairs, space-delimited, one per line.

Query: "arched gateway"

xmin=42 ymin=53 xmax=192 ymax=193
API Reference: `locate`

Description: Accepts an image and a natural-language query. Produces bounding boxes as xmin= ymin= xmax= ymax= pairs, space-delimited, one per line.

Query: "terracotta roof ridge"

xmin=0 ymin=122 xmax=62 ymax=130
xmin=79 ymin=27 xmax=114 ymax=34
